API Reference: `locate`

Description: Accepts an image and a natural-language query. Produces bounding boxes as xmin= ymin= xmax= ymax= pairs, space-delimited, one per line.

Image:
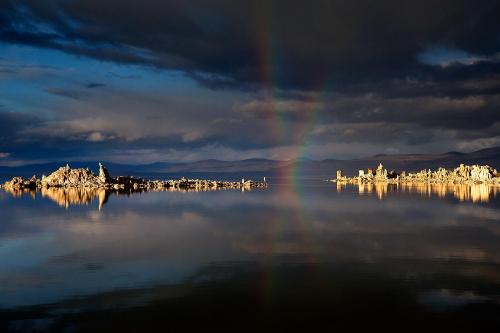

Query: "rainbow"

xmin=254 ymin=5 xmax=335 ymax=301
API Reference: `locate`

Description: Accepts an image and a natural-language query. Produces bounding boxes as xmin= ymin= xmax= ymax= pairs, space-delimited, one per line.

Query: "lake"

xmin=1 ymin=177 xmax=500 ymax=332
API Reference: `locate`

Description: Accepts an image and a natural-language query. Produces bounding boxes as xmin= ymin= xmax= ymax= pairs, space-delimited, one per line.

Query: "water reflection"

xmin=1 ymin=186 xmax=256 ymax=210
xmin=1 ymin=180 xmax=500 ymax=331
xmin=3 ymin=182 xmax=499 ymax=210
xmin=42 ymin=188 xmax=110 ymax=210
xmin=337 ymin=181 xmax=500 ymax=202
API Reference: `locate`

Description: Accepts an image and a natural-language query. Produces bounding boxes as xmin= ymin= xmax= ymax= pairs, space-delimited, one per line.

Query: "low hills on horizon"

xmin=0 ymin=146 xmax=499 ymax=179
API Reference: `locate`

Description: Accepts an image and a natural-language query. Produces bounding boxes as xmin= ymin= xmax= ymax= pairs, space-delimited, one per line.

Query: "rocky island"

xmin=333 ymin=163 xmax=500 ymax=185
xmin=1 ymin=163 xmax=268 ymax=192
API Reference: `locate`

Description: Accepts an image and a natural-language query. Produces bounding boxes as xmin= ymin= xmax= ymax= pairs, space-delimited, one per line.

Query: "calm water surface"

xmin=1 ymin=177 xmax=500 ymax=332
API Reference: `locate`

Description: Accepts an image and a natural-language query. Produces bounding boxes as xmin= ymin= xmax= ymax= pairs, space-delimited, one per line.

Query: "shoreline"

xmin=332 ymin=163 xmax=500 ymax=185
xmin=0 ymin=163 xmax=268 ymax=192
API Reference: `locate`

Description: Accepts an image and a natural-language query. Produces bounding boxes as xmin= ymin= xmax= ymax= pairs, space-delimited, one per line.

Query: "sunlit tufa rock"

xmin=332 ymin=163 xmax=499 ymax=186
xmin=1 ymin=163 xmax=268 ymax=194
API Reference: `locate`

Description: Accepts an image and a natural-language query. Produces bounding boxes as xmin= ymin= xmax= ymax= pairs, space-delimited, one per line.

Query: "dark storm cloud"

xmin=326 ymin=94 xmax=500 ymax=130
xmin=236 ymin=92 xmax=500 ymax=130
xmin=0 ymin=109 xmax=40 ymax=138
xmin=1 ymin=0 xmax=500 ymax=162
xmin=1 ymin=0 xmax=500 ymax=91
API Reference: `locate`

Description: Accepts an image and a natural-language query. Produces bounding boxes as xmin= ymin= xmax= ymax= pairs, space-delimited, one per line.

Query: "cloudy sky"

xmin=1 ymin=0 xmax=500 ymax=165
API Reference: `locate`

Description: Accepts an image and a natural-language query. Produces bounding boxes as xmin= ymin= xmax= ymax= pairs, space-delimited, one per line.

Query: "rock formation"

xmin=332 ymin=163 xmax=500 ymax=185
xmin=1 ymin=163 xmax=268 ymax=192
xmin=98 ymin=162 xmax=111 ymax=184
xmin=3 ymin=176 xmax=39 ymax=191
xmin=40 ymin=164 xmax=100 ymax=188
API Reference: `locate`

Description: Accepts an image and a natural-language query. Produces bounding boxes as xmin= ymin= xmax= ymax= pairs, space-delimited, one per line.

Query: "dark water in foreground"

xmin=1 ymin=178 xmax=500 ymax=332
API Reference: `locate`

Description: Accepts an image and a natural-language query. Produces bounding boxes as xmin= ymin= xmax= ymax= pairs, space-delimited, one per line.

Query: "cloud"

xmin=0 ymin=110 xmax=41 ymax=138
xmin=26 ymin=88 xmax=230 ymax=142
xmin=1 ymin=1 xmax=500 ymax=91
xmin=3 ymin=82 xmax=500 ymax=163
xmin=0 ymin=1 xmax=500 ymax=163
xmin=45 ymin=87 xmax=83 ymax=99
xmin=237 ymin=92 xmax=500 ymax=131
xmin=86 ymin=132 xmax=112 ymax=142
xmin=0 ymin=152 xmax=10 ymax=158
xmin=107 ymin=72 xmax=141 ymax=80
xmin=234 ymin=98 xmax=321 ymax=118
xmin=0 ymin=57 xmax=63 ymax=79
xmin=85 ymin=82 xmax=106 ymax=88
xmin=12 ymin=85 xmax=275 ymax=154
xmin=418 ymin=46 xmax=500 ymax=67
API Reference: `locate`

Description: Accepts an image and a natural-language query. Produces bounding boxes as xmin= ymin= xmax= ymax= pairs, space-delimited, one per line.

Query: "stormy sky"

xmin=1 ymin=0 xmax=500 ymax=165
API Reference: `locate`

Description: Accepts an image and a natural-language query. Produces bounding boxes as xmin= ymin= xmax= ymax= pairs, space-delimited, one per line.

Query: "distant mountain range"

xmin=292 ymin=146 xmax=500 ymax=177
xmin=1 ymin=147 xmax=499 ymax=179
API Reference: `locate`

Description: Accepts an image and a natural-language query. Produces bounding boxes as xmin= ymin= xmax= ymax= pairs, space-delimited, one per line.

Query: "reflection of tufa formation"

xmin=334 ymin=163 xmax=499 ymax=203
xmin=2 ymin=184 xmax=264 ymax=210
xmin=336 ymin=181 xmax=500 ymax=203
xmin=334 ymin=163 xmax=500 ymax=185
xmin=1 ymin=163 xmax=268 ymax=192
